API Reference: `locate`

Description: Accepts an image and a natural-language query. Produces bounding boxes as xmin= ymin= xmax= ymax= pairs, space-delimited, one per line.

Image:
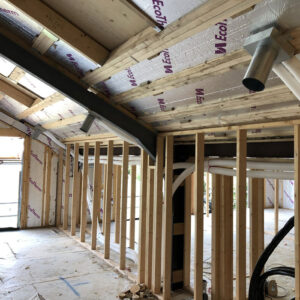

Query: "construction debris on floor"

xmin=119 ymin=283 xmax=158 ymax=299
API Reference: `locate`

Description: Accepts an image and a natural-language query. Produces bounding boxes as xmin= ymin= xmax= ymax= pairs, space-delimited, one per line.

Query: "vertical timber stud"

xmin=45 ymin=148 xmax=52 ymax=226
xmin=115 ymin=165 xmax=122 ymax=243
xmin=20 ymin=135 xmax=31 ymax=229
xmin=104 ymin=140 xmax=113 ymax=259
xmin=130 ymin=165 xmax=136 ymax=250
xmin=56 ymin=148 xmax=64 ymax=227
xmin=295 ymin=124 xmax=300 ymax=300
xmin=41 ymin=146 xmax=47 ymax=226
xmin=211 ymin=174 xmax=221 ymax=300
xmin=63 ymin=144 xmax=71 ymax=230
xmin=71 ymin=143 xmax=79 ymax=236
xmin=206 ymin=173 xmax=210 ymax=217
xmin=138 ymin=151 xmax=148 ymax=282
xmin=120 ymin=141 xmax=129 ymax=270
xmin=102 ymin=164 xmax=108 ymax=234
xmin=152 ymin=136 xmax=164 ymax=293
xmin=184 ymin=175 xmax=191 ymax=288
xmin=91 ymin=142 xmax=101 ymax=250
xmin=80 ymin=142 xmax=89 ymax=242
xmin=145 ymin=165 xmax=154 ymax=288
xmin=113 ymin=165 xmax=117 ymax=221
xmin=236 ymin=129 xmax=247 ymax=300
xmin=194 ymin=133 xmax=204 ymax=300
xmin=163 ymin=136 xmax=173 ymax=300
xmin=275 ymin=179 xmax=279 ymax=234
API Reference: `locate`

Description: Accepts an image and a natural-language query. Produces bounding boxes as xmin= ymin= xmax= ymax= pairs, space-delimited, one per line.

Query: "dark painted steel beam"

xmin=0 ymin=33 xmax=157 ymax=159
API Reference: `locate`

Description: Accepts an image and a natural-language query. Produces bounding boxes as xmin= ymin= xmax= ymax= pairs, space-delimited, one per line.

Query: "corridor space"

xmin=0 ymin=228 xmax=133 ymax=300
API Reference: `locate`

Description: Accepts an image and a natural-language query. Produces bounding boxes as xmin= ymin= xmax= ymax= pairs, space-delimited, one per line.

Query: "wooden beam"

xmin=80 ymin=142 xmax=89 ymax=242
xmin=294 ymin=124 xmax=300 ymax=300
xmin=44 ymin=148 xmax=52 ymax=226
xmin=84 ymin=0 xmax=262 ymax=85
xmin=0 ymin=127 xmax=25 ymax=137
xmin=211 ymin=174 xmax=221 ymax=300
xmin=236 ymin=129 xmax=247 ymax=300
xmin=194 ymin=133 xmax=204 ymax=300
xmin=138 ymin=151 xmax=148 ymax=282
xmin=7 ymin=0 xmax=109 ymax=64
xmin=9 ymin=67 xmax=25 ymax=82
xmin=63 ymin=144 xmax=71 ymax=230
xmin=32 ymin=29 xmax=58 ymax=55
xmin=104 ymin=140 xmax=113 ymax=259
xmin=113 ymin=49 xmax=250 ymax=105
xmin=71 ymin=143 xmax=79 ymax=236
xmin=129 ymin=165 xmax=136 ymax=250
xmin=115 ymin=165 xmax=122 ymax=244
xmin=91 ymin=141 xmax=101 ymax=250
xmin=120 ymin=141 xmax=129 ymax=270
xmin=152 ymin=136 xmax=164 ymax=294
xmin=55 ymin=148 xmax=64 ymax=227
xmin=17 ymin=93 xmax=64 ymax=119
xmin=206 ymin=172 xmax=210 ymax=217
xmin=184 ymin=175 xmax=191 ymax=288
xmin=63 ymin=133 xmax=119 ymax=144
xmin=41 ymin=146 xmax=47 ymax=226
xmin=0 ymin=78 xmax=34 ymax=107
xmin=102 ymin=164 xmax=107 ymax=234
xmin=163 ymin=136 xmax=173 ymax=300
xmin=42 ymin=114 xmax=86 ymax=129
xmin=145 ymin=165 xmax=154 ymax=288
xmin=112 ymin=165 xmax=117 ymax=221
xmin=250 ymin=178 xmax=264 ymax=273
xmin=275 ymin=179 xmax=279 ymax=234
xmin=20 ymin=135 xmax=31 ymax=228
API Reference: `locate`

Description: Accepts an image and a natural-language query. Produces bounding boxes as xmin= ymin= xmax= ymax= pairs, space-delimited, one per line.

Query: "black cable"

xmin=248 ymin=216 xmax=294 ymax=300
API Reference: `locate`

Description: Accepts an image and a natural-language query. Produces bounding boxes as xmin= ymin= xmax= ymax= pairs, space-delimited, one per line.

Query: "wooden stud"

xmin=184 ymin=175 xmax=191 ymax=288
xmin=120 ymin=141 xmax=129 ymax=270
xmin=275 ymin=179 xmax=279 ymax=234
xmin=77 ymin=171 xmax=82 ymax=226
xmin=130 ymin=165 xmax=136 ymax=250
xmin=294 ymin=124 xmax=300 ymax=300
xmin=194 ymin=133 xmax=204 ymax=300
xmin=138 ymin=151 xmax=148 ymax=282
xmin=20 ymin=135 xmax=31 ymax=229
xmin=152 ymin=136 xmax=164 ymax=293
xmin=236 ymin=129 xmax=247 ymax=300
xmin=112 ymin=165 xmax=118 ymax=221
xmin=163 ymin=136 xmax=173 ymax=300
xmin=104 ymin=140 xmax=114 ymax=259
xmin=71 ymin=143 xmax=79 ymax=236
xmin=80 ymin=142 xmax=89 ymax=242
xmin=250 ymin=178 xmax=264 ymax=273
xmin=45 ymin=148 xmax=52 ymax=226
xmin=63 ymin=144 xmax=71 ymax=230
xmin=115 ymin=165 xmax=122 ymax=244
xmin=55 ymin=148 xmax=64 ymax=227
xmin=91 ymin=142 xmax=101 ymax=250
xmin=41 ymin=146 xmax=47 ymax=227
xmin=102 ymin=164 xmax=108 ymax=234
xmin=206 ymin=172 xmax=210 ymax=217
xmin=145 ymin=166 xmax=154 ymax=288
xmin=211 ymin=174 xmax=221 ymax=300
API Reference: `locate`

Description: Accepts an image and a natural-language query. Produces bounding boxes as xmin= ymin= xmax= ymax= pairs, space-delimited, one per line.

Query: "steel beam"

xmin=0 ymin=33 xmax=157 ymax=159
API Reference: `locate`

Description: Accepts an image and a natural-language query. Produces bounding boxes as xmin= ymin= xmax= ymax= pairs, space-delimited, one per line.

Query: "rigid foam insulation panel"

xmin=265 ymin=178 xmax=294 ymax=209
xmin=27 ymin=140 xmax=58 ymax=227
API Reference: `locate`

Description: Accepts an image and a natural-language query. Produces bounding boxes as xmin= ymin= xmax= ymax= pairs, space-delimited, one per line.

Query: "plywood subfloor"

xmin=0 ymin=228 xmax=134 ymax=299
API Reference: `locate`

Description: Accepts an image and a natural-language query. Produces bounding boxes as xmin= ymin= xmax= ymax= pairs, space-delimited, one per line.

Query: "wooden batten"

xmin=71 ymin=143 xmax=79 ymax=236
xmin=56 ymin=148 xmax=64 ymax=227
xmin=115 ymin=165 xmax=122 ymax=244
xmin=194 ymin=133 xmax=204 ymax=300
xmin=63 ymin=144 xmax=71 ymax=230
xmin=294 ymin=124 xmax=300 ymax=299
xmin=163 ymin=136 xmax=173 ymax=300
xmin=145 ymin=166 xmax=154 ymax=288
xmin=138 ymin=151 xmax=148 ymax=282
xmin=20 ymin=135 xmax=31 ymax=229
xmin=120 ymin=141 xmax=129 ymax=270
xmin=91 ymin=142 xmax=101 ymax=250
xmin=104 ymin=140 xmax=113 ymax=259
xmin=80 ymin=142 xmax=89 ymax=242
xmin=236 ymin=129 xmax=247 ymax=300
xmin=44 ymin=148 xmax=52 ymax=226
xmin=130 ymin=165 xmax=136 ymax=250
xmin=152 ymin=136 xmax=164 ymax=294
xmin=184 ymin=175 xmax=191 ymax=288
